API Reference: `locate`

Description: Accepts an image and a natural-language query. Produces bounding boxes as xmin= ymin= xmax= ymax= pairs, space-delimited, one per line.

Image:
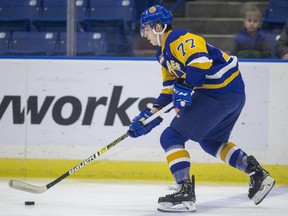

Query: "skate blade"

xmin=252 ymin=176 xmax=275 ymax=205
xmin=157 ymin=201 xmax=196 ymax=212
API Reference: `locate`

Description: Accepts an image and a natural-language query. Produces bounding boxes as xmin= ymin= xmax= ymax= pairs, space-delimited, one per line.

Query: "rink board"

xmin=1 ymin=158 xmax=288 ymax=184
xmin=0 ymin=58 xmax=288 ymax=184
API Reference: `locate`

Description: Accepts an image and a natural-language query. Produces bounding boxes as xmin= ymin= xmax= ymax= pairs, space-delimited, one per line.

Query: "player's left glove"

xmin=172 ymin=79 xmax=193 ymax=109
xmin=127 ymin=108 xmax=163 ymax=138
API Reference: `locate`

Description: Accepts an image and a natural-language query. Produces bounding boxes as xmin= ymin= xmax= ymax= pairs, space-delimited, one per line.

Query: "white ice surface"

xmin=0 ymin=178 xmax=287 ymax=216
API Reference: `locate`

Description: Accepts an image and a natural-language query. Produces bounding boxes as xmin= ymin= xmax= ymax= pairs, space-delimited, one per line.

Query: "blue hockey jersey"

xmin=154 ymin=29 xmax=245 ymax=107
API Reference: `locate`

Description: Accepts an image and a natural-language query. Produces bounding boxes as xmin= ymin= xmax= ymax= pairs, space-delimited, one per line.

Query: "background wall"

xmin=0 ymin=58 xmax=287 ymax=183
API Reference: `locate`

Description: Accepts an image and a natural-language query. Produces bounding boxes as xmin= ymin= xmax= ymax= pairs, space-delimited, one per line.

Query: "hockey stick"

xmin=9 ymin=102 xmax=174 ymax=194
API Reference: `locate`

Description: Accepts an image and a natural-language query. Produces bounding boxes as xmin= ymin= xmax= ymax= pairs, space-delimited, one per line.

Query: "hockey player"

xmin=127 ymin=5 xmax=275 ymax=212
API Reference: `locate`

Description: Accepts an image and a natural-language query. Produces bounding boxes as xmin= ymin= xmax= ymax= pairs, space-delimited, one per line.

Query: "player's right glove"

xmin=172 ymin=79 xmax=193 ymax=109
xmin=127 ymin=108 xmax=163 ymax=138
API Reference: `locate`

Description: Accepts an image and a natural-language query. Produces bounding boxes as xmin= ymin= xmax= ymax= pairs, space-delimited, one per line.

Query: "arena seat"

xmin=263 ymin=0 xmax=288 ymax=31
xmin=81 ymin=18 xmax=126 ymax=56
xmin=56 ymin=31 xmax=107 ymax=56
xmin=33 ymin=0 xmax=88 ymax=32
xmin=0 ymin=0 xmax=41 ymax=31
xmin=81 ymin=0 xmax=136 ymax=56
xmin=9 ymin=31 xmax=58 ymax=56
xmin=268 ymin=0 xmax=288 ymax=8
xmin=87 ymin=0 xmax=136 ymax=25
xmin=0 ymin=31 xmax=11 ymax=55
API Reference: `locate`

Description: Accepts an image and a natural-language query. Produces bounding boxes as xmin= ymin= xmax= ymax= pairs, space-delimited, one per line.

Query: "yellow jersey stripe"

xmin=197 ymin=70 xmax=240 ymax=89
xmin=187 ymin=56 xmax=213 ymax=70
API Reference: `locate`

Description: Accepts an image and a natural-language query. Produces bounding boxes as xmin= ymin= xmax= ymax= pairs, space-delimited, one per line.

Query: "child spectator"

xmin=276 ymin=22 xmax=288 ymax=59
xmin=231 ymin=4 xmax=270 ymax=58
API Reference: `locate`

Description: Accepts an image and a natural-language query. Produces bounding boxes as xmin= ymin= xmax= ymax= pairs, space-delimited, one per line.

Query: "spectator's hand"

xmin=282 ymin=53 xmax=288 ymax=59
xmin=172 ymin=79 xmax=193 ymax=109
xmin=127 ymin=109 xmax=163 ymax=138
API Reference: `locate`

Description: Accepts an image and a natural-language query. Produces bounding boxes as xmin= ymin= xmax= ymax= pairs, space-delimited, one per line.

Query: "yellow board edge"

xmin=1 ymin=158 xmax=287 ymax=185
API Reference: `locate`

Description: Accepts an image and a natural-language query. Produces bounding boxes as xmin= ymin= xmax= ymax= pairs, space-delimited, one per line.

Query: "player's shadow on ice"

xmin=144 ymin=187 xmax=287 ymax=216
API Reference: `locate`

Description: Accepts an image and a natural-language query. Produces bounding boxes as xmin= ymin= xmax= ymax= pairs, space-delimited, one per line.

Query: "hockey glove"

xmin=172 ymin=79 xmax=193 ymax=109
xmin=127 ymin=108 xmax=163 ymax=138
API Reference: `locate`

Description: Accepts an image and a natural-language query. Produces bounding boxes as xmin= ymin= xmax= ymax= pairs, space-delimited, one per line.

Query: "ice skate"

xmin=247 ymin=155 xmax=275 ymax=205
xmin=157 ymin=175 xmax=196 ymax=212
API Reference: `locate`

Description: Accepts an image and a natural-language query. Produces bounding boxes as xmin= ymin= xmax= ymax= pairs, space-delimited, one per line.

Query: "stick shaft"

xmin=9 ymin=102 xmax=173 ymax=193
xmin=47 ymin=133 xmax=128 ymax=190
xmin=53 ymin=102 xmax=173 ymax=184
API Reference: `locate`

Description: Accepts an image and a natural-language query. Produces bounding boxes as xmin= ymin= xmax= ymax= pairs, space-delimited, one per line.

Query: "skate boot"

xmin=157 ymin=175 xmax=196 ymax=212
xmin=246 ymin=155 xmax=275 ymax=205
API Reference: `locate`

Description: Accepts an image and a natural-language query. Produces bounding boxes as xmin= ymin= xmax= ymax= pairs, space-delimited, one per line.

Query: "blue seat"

xmin=9 ymin=31 xmax=58 ymax=56
xmin=81 ymin=0 xmax=136 ymax=55
xmin=0 ymin=31 xmax=11 ymax=55
xmin=264 ymin=31 xmax=280 ymax=59
xmin=87 ymin=0 xmax=136 ymax=34
xmin=57 ymin=32 xmax=107 ymax=56
xmin=0 ymin=19 xmax=31 ymax=32
xmin=263 ymin=0 xmax=288 ymax=31
xmin=268 ymin=0 xmax=288 ymax=8
xmin=33 ymin=0 xmax=88 ymax=32
xmin=81 ymin=18 xmax=126 ymax=55
xmin=87 ymin=0 xmax=136 ymax=24
xmin=264 ymin=8 xmax=288 ymax=24
xmin=0 ymin=0 xmax=41 ymax=31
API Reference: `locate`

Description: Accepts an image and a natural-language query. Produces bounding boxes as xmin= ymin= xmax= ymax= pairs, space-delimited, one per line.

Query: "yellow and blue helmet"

xmin=140 ymin=5 xmax=173 ymax=28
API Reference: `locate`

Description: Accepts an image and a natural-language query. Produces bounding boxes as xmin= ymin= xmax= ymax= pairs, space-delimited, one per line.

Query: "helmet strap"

xmin=152 ymin=24 xmax=167 ymax=46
